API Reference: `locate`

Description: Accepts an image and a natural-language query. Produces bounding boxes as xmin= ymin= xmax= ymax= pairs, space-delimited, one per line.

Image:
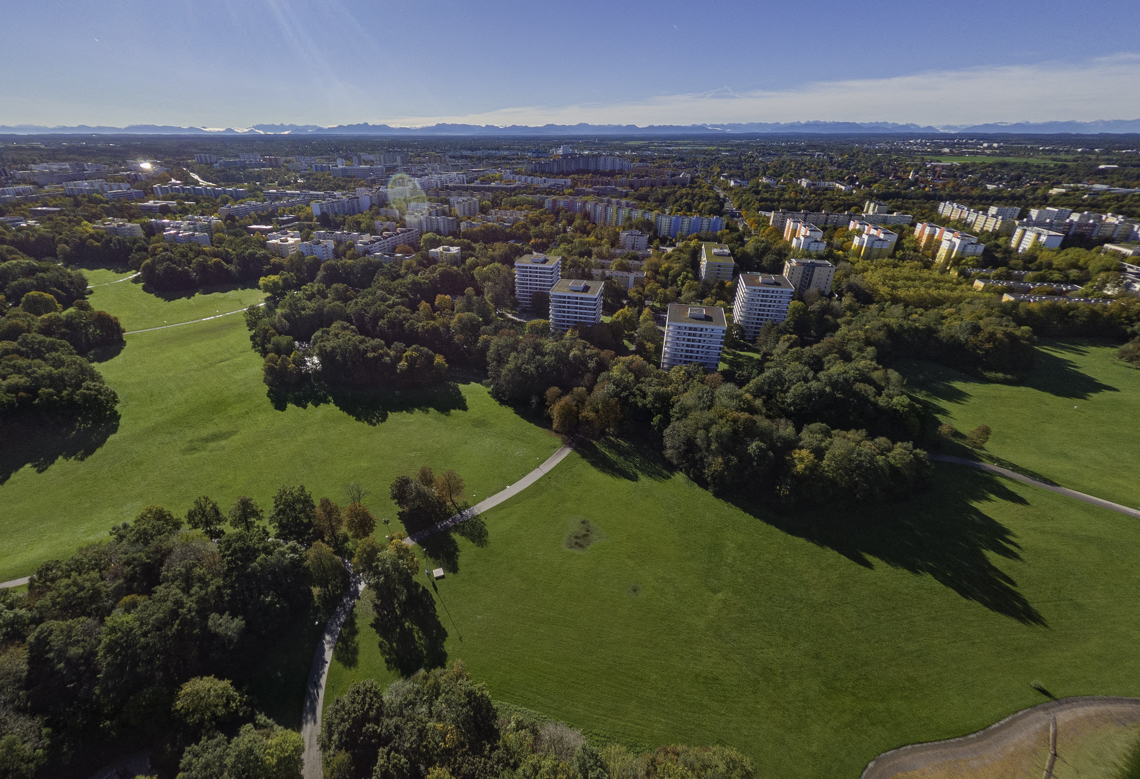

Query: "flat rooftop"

xmin=550 ymin=278 xmax=604 ymax=296
xmin=666 ymin=303 xmax=727 ymax=327
xmin=739 ymin=273 xmax=794 ymax=290
xmin=515 ymin=253 xmax=558 ymax=265
xmin=702 ymin=242 xmax=734 ymax=262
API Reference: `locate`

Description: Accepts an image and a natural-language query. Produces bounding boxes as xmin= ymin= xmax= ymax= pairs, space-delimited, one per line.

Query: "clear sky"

xmin=2 ymin=0 xmax=1139 ymax=128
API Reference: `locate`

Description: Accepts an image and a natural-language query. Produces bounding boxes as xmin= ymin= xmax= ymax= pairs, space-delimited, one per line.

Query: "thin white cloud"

xmin=376 ymin=53 xmax=1140 ymax=128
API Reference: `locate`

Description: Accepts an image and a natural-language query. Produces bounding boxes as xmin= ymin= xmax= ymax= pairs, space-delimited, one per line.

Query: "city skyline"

xmin=1 ymin=0 xmax=1139 ymax=128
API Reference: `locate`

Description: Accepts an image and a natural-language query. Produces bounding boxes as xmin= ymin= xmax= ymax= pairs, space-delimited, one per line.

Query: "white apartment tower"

xmin=733 ymin=273 xmax=795 ymax=342
xmin=661 ymin=304 xmax=727 ymax=371
xmin=700 ymin=242 xmax=736 ymax=282
xmin=783 ymin=259 xmax=835 ymax=295
xmin=514 ymin=253 xmax=561 ymax=311
xmin=549 ymin=279 xmax=604 ymax=333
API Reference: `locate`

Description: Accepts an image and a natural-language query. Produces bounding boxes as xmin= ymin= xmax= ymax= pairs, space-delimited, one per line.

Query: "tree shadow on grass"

xmin=730 ymin=463 xmax=1047 ymax=626
xmin=87 ymin=341 xmax=126 ymax=363
xmin=332 ymin=607 xmax=359 ymax=669
xmin=0 ymin=413 xmax=120 ymax=485
xmin=1025 ymin=344 xmax=1118 ymax=400
xmin=370 ymin=583 xmax=448 ymax=676
xmin=267 ymin=381 xmax=467 ymax=425
xmin=141 ymin=281 xmax=260 ymax=302
xmin=576 ymin=437 xmax=672 ymax=482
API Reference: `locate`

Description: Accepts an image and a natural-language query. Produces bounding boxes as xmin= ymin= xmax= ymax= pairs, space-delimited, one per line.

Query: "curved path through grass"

xmin=860 ymin=696 xmax=1140 ymax=778
xmin=931 ymin=455 xmax=1140 ymax=519
xmin=123 ymin=301 xmax=265 ymax=334
xmin=301 ymin=446 xmax=573 ymax=779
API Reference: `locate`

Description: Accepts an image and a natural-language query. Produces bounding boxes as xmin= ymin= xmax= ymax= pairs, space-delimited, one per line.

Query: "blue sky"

xmin=2 ymin=0 xmax=1139 ymax=127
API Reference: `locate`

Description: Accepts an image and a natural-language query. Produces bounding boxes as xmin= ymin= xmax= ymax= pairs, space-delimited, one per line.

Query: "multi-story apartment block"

xmin=450 ymin=196 xmax=480 ymax=217
xmin=700 ymin=243 xmax=736 ymax=282
xmin=849 ymin=220 xmax=899 ymax=259
xmin=406 ymin=213 xmax=458 ymax=236
xmin=620 ymin=230 xmax=650 ymax=252
xmin=733 ymin=273 xmax=794 ymax=342
xmin=783 ymin=259 xmax=836 ymax=295
xmin=542 ymin=196 xmax=723 ymax=238
xmin=193 ymin=154 xmax=218 ymax=165
xmin=1011 ymin=226 xmax=1065 ymax=254
xmin=94 ymin=219 xmax=144 ymax=238
xmin=765 ymin=209 xmax=913 ymax=230
xmin=429 ymin=246 xmax=462 ymax=264
xmin=139 ymin=200 xmax=180 ymax=214
xmin=988 ymin=206 xmax=1022 ymax=220
xmin=786 ymin=222 xmax=827 ymax=255
xmin=266 ymin=231 xmax=302 ymax=257
xmin=914 ymin=222 xmax=987 ymax=263
xmin=661 ymin=304 xmax=727 ymax=371
xmin=298 ymin=240 xmax=335 ymax=261
xmin=154 ymin=184 xmax=249 ymax=200
xmin=407 ymin=202 xmax=448 ymax=216
xmin=514 ymin=254 xmax=561 ymax=311
xmin=549 ymin=279 xmax=604 ymax=332
xmin=311 ymin=193 xmax=371 ymax=218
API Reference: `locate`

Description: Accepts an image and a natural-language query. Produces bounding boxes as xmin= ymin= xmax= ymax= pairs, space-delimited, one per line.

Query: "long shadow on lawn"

xmin=1026 ymin=344 xmax=1118 ymax=399
xmin=731 ymin=464 xmax=1046 ymax=626
xmin=589 ymin=438 xmax=1047 ymax=626
xmin=370 ymin=583 xmax=448 ymax=676
xmin=0 ymin=413 xmax=120 ymax=485
xmin=268 ymin=381 xmax=467 ymax=425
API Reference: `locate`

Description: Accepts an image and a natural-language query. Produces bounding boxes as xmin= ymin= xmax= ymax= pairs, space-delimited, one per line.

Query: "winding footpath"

xmin=301 ymin=443 xmax=573 ymax=779
xmin=930 ymin=455 xmax=1140 ymax=520
xmin=860 ymin=696 xmax=1140 ymax=778
xmin=87 ymin=272 xmax=140 ymax=288
xmin=124 ymin=301 xmax=266 ymax=335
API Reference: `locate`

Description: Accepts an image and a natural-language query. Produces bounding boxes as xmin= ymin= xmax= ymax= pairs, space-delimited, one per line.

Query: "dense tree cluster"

xmin=0 ymin=333 xmax=119 ymax=421
xmin=0 ymin=484 xmax=357 ymax=778
xmin=0 ymin=253 xmax=88 ymax=308
xmin=322 ymin=664 xmax=754 ymax=779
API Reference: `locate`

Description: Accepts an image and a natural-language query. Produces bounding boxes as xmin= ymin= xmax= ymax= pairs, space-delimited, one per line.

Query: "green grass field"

xmin=0 ymin=282 xmax=561 ymax=581
xmin=326 ymin=445 xmax=1140 ymax=779
xmin=901 ymin=340 xmax=1140 ymax=508
xmin=85 ymin=270 xmax=268 ymax=332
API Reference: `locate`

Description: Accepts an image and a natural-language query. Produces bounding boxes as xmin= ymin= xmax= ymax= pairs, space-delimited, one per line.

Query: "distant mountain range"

xmin=2 ymin=120 xmax=1140 ymax=136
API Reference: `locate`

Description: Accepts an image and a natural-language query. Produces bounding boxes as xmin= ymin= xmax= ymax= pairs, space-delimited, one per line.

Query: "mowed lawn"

xmin=0 ymin=283 xmax=561 ymax=581
xmin=326 ymin=446 xmax=1140 ymax=779
xmin=85 ymin=270 xmax=268 ymax=332
xmin=900 ymin=339 xmax=1140 ymax=508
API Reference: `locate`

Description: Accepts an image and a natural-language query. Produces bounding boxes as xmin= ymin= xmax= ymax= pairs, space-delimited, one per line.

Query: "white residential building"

xmin=849 ymin=220 xmax=899 ymax=259
xmin=661 ymin=304 xmax=728 ymax=371
xmin=429 ymin=245 xmax=462 ymax=264
xmin=164 ymin=230 xmax=211 ymax=246
xmin=298 ymin=240 xmax=335 ymax=261
xmin=311 ymin=193 xmax=371 ymax=217
xmin=449 ymin=196 xmax=480 ymax=217
xmin=1011 ymin=226 xmax=1065 ymax=253
xmin=514 ymin=254 xmax=561 ymax=311
xmin=620 ymin=230 xmax=650 ymax=252
xmin=405 ymin=213 xmax=458 ymax=236
xmin=783 ymin=259 xmax=836 ymax=295
xmin=785 ymin=220 xmax=827 ymax=254
xmin=733 ymin=273 xmax=794 ymax=341
xmin=700 ymin=242 xmax=736 ymax=282
xmin=266 ymin=230 xmax=302 ymax=257
xmin=549 ymin=279 xmax=604 ymax=333
xmin=94 ymin=219 xmax=144 ymax=238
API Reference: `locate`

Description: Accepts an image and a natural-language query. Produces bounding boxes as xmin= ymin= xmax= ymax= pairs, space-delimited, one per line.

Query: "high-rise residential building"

xmin=789 ymin=223 xmax=827 ymax=255
xmin=783 ymin=259 xmax=836 ymax=295
xmin=661 ymin=304 xmax=727 ymax=371
xmin=988 ymin=206 xmax=1022 ymax=220
xmin=429 ymin=245 xmax=462 ymax=264
xmin=1011 ymin=226 xmax=1065 ymax=253
xmin=450 ymin=196 xmax=480 ymax=217
xmin=405 ymin=213 xmax=458 ymax=236
xmin=733 ymin=273 xmax=794 ymax=342
xmin=700 ymin=242 xmax=736 ymax=282
xmin=298 ymin=240 xmax=335 ymax=261
xmin=193 ymin=153 xmax=218 ymax=164
xmin=311 ymin=193 xmax=371 ymax=217
xmin=94 ymin=219 xmax=144 ymax=238
xmin=849 ymin=220 xmax=899 ymax=259
xmin=549 ymin=279 xmax=604 ymax=332
xmin=620 ymin=230 xmax=650 ymax=252
xmin=266 ymin=231 xmax=302 ymax=257
xmin=514 ymin=254 xmax=561 ymax=311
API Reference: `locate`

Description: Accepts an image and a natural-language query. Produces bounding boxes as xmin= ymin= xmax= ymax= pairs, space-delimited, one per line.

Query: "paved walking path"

xmin=124 ymin=301 xmax=265 ymax=335
xmin=87 ymin=272 xmax=140 ymax=288
xmin=301 ymin=570 xmax=365 ymax=779
xmin=404 ymin=443 xmax=573 ymax=545
xmin=861 ymin=696 xmax=1140 ymax=779
xmin=301 ymin=443 xmax=572 ymax=777
xmin=931 ymin=455 xmax=1140 ymax=520
xmin=0 ymin=577 xmax=30 ymax=589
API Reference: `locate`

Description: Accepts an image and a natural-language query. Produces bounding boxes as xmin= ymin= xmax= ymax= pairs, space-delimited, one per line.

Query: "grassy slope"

xmin=85 ymin=271 xmax=268 ymax=332
xmin=901 ymin=339 xmax=1140 ymax=508
xmin=0 ymin=284 xmax=560 ymax=581
xmin=326 ymin=447 xmax=1140 ymax=779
